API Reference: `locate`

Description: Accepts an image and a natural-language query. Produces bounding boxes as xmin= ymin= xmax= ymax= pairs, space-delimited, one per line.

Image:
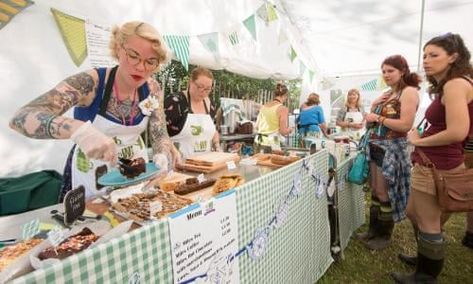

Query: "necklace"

xmin=113 ymin=81 xmax=138 ymax=126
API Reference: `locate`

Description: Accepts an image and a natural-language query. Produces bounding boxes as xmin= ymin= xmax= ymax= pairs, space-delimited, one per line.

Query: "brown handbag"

xmin=417 ymin=149 xmax=473 ymax=213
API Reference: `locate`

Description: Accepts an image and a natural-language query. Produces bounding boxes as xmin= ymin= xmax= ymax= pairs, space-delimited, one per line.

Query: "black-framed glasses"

xmin=122 ymin=46 xmax=159 ymax=71
xmin=193 ymin=81 xmax=213 ymax=92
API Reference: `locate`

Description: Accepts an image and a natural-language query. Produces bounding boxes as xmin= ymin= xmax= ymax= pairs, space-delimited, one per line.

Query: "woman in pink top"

xmin=392 ymin=33 xmax=473 ymax=283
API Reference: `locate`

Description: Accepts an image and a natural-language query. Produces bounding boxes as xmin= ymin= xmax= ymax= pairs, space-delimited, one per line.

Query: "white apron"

xmin=171 ymin=112 xmax=216 ymax=159
xmin=343 ymin=111 xmax=365 ymax=140
xmin=71 ymin=115 xmax=149 ymax=197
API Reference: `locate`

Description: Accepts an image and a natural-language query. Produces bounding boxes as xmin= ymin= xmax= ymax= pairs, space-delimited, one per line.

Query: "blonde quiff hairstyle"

xmin=109 ymin=21 xmax=169 ymax=72
xmin=344 ymin=88 xmax=362 ymax=109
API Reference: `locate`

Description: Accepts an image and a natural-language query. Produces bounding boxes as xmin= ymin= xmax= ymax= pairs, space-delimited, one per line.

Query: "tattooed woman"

xmin=9 ymin=21 xmax=180 ymax=198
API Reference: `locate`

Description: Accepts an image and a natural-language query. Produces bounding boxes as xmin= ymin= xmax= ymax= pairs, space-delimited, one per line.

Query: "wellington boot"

xmin=356 ymin=204 xmax=379 ymax=241
xmin=462 ymin=231 xmax=473 ymax=249
xmin=390 ymin=271 xmax=437 ymax=284
xmin=398 ymin=253 xmax=417 ymax=267
xmin=363 ymin=218 xmax=393 ymax=250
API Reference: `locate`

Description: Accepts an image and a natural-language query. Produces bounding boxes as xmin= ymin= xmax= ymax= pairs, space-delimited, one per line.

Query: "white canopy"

xmin=0 ymin=0 xmax=471 ymax=176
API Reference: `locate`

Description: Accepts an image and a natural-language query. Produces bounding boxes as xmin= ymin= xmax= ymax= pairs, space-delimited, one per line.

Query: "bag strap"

xmin=416 ymin=148 xmax=436 ymax=169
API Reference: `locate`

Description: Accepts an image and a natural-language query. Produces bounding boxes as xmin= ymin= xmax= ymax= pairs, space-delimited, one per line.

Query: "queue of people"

xmin=7 ymin=19 xmax=473 ymax=283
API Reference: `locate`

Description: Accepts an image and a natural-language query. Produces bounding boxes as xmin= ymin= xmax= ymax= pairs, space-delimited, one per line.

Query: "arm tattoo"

xmin=9 ymin=72 xmax=96 ymax=139
xmin=149 ymin=94 xmax=173 ymax=154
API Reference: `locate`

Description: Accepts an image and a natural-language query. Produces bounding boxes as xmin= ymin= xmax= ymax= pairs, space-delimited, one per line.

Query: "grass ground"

xmin=318 ymin=208 xmax=473 ymax=283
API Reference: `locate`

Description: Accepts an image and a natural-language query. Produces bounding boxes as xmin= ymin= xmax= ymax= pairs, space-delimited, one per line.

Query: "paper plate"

xmin=97 ymin=163 xmax=160 ymax=187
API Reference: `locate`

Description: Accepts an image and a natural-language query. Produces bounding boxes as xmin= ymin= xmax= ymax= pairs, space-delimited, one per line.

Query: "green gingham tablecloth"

xmin=12 ymin=151 xmax=334 ymax=284
xmin=336 ymin=156 xmax=366 ymax=252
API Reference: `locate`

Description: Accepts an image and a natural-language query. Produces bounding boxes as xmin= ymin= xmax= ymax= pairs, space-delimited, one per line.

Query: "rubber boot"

xmin=462 ymin=231 xmax=473 ymax=249
xmin=398 ymin=224 xmax=419 ymax=267
xmin=356 ymin=196 xmax=380 ymax=241
xmin=363 ymin=201 xmax=393 ymax=250
xmin=391 ymin=233 xmax=444 ymax=284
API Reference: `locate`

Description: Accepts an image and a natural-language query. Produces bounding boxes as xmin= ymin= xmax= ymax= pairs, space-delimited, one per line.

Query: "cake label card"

xmin=21 ymin=218 xmax=40 ymax=240
xmin=226 ymin=160 xmax=237 ymax=171
xmin=149 ymin=201 xmax=162 ymax=219
xmin=197 ymin=173 xmax=206 ymax=184
xmin=168 ymin=192 xmax=240 ymax=284
xmin=47 ymin=226 xmax=67 ymax=248
xmin=64 ymin=185 xmax=86 ymax=226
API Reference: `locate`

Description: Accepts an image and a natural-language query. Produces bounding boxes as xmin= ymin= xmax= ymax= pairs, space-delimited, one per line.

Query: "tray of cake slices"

xmin=29 ymin=220 xmax=132 ymax=270
xmin=177 ymin=152 xmax=241 ymax=173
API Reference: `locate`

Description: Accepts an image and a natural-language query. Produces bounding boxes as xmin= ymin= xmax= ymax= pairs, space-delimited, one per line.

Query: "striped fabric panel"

xmin=163 ymin=35 xmax=190 ymax=71
xmin=0 ymin=0 xmax=33 ymax=29
xmin=228 ymin=31 xmax=239 ymax=46
xmin=361 ymin=79 xmax=377 ymax=91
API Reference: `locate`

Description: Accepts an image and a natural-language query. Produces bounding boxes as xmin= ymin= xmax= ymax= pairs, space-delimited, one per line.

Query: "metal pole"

xmin=417 ymin=0 xmax=426 ymax=72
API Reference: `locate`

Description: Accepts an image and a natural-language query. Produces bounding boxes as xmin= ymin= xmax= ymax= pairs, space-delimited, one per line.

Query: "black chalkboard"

xmin=64 ymin=185 xmax=85 ymax=225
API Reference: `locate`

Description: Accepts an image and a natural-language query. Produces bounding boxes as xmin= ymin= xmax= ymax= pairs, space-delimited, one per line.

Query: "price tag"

xmin=47 ymin=226 xmax=67 ymax=248
xmin=197 ymin=173 xmax=206 ymax=184
xmin=21 ymin=218 xmax=40 ymax=240
xmin=64 ymin=185 xmax=86 ymax=226
xmin=149 ymin=201 xmax=163 ymax=219
xmin=226 ymin=160 xmax=237 ymax=170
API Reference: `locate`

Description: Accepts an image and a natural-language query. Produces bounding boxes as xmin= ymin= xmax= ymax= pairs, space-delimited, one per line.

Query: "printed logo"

xmin=190 ymin=125 xmax=203 ymax=136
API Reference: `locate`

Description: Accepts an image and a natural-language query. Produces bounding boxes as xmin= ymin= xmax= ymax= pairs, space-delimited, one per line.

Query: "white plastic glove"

xmin=153 ymin=153 xmax=170 ymax=173
xmin=71 ymin=121 xmax=117 ymax=164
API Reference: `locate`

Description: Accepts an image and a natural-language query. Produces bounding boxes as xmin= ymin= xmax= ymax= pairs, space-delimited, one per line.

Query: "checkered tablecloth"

xmin=336 ymin=156 xmax=366 ymax=252
xmin=12 ymin=151 xmax=337 ymax=284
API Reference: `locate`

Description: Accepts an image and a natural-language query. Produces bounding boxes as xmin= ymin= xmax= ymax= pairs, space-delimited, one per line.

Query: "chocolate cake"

xmin=119 ymin=157 xmax=146 ymax=179
xmin=174 ymin=178 xmax=217 ymax=195
xmin=38 ymin=228 xmax=98 ymax=260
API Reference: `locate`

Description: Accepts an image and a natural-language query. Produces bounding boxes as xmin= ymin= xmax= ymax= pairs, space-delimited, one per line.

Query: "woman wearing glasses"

xmin=392 ymin=33 xmax=473 ymax=283
xmin=9 ymin=21 xmax=179 ymax=198
xmin=164 ymin=67 xmax=220 ymax=159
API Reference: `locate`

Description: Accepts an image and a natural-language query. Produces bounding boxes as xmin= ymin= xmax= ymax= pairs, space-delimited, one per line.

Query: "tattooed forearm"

xmin=149 ymin=92 xmax=173 ymax=154
xmin=9 ymin=71 xmax=96 ymax=139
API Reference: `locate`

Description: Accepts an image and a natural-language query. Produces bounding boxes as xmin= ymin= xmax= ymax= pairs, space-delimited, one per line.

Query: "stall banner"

xmin=168 ymin=191 xmax=240 ymax=284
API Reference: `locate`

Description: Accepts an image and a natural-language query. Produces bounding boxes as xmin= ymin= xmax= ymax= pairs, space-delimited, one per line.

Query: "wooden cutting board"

xmin=179 ymin=152 xmax=241 ymax=173
xmin=254 ymin=153 xmax=300 ymax=168
xmin=186 ymin=152 xmax=240 ymax=166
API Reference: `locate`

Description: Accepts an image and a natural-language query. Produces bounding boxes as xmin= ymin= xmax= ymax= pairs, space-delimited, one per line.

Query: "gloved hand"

xmin=71 ymin=121 xmax=117 ymax=165
xmin=153 ymin=153 xmax=170 ymax=173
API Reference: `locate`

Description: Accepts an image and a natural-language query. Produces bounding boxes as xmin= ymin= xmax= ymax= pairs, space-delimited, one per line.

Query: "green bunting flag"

xmin=361 ymin=79 xmax=377 ymax=91
xmin=198 ymin=32 xmax=219 ymax=55
xmin=228 ymin=31 xmax=239 ymax=46
xmin=299 ymin=62 xmax=306 ymax=76
xmin=243 ymin=14 xmax=256 ymax=41
xmin=267 ymin=4 xmax=278 ymax=22
xmin=256 ymin=4 xmax=269 ymax=24
xmin=289 ymin=46 xmax=297 ymax=62
xmin=164 ymin=35 xmax=190 ymax=71
xmin=309 ymin=70 xmax=315 ymax=82
xmin=51 ymin=8 xmax=87 ymax=67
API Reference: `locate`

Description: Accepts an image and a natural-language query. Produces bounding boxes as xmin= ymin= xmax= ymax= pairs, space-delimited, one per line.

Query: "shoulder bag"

xmin=417 ymin=148 xmax=473 ymax=213
xmin=347 ymin=129 xmax=372 ymax=185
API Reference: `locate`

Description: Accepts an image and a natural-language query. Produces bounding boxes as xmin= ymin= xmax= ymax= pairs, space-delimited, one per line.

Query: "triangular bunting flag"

xmin=164 ymin=35 xmax=190 ymax=71
xmin=289 ymin=46 xmax=297 ymax=62
xmin=228 ymin=31 xmax=239 ymax=46
xmin=278 ymin=29 xmax=288 ymax=45
xmin=267 ymin=4 xmax=278 ymax=22
xmin=256 ymin=4 xmax=269 ymax=24
xmin=0 ymin=0 xmax=33 ymax=30
xmin=360 ymin=79 xmax=377 ymax=91
xmin=299 ymin=62 xmax=306 ymax=76
xmin=309 ymin=70 xmax=315 ymax=82
xmin=198 ymin=32 xmax=219 ymax=55
xmin=50 ymin=8 xmax=87 ymax=67
xmin=243 ymin=14 xmax=256 ymax=41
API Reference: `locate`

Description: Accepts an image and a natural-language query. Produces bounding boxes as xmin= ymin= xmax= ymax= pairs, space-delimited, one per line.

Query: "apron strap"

xmin=187 ymin=91 xmax=209 ymax=114
xmin=98 ymin=65 xmax=118 ymax=116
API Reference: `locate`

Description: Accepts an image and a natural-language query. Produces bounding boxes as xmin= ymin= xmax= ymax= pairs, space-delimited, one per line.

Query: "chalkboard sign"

xmin=63 ymin=185 xmax=86 ymax=225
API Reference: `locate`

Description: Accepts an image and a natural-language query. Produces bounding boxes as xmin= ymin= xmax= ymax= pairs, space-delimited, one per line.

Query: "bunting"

xmin=267 ymin=4 xmax=278 ymax=22
xmin=309 ymin=70 xmax=315 ymax=82
xmin=51 ymin=8 xmax=87 ymax=67
xmin=198 ymin=32 xmax=219 ymax=56
xmin=289 ymin=46 xmax=297 ymax=62
xmin=360 ymin=79 xmax=377 ymax=91
xmin=0 ymin=0 xmax=33 ymax=30
xmin=243 ymin=14 xmax=256 ymax=41
xmin=164 ymin=35 xmax=190 ymax=71
xmin=299 ymin=61 xmax=306 ymax=76
xmin=228 ymin=31 xmax=239 ymax=46
xmin=256 ymin=4 xmax=269 ymax=24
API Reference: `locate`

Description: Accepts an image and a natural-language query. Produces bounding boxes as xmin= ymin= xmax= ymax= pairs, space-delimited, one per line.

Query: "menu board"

xmin=168 ymin=191 xmax=240 ymax=284
xmin=85 ymin=21 xmax=116 ymax=68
